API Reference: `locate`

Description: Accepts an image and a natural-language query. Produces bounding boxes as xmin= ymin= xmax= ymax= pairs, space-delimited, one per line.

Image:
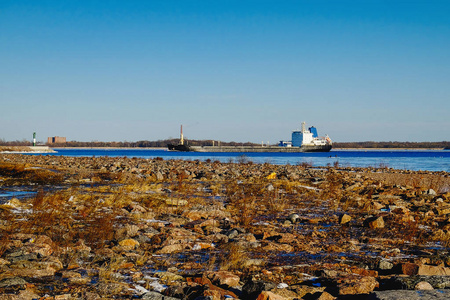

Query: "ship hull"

xmin=167 ymin=144 xmax=192 ymax=151
xmin=300 ymin=144 xmax=332 ymax=152
xmin=190 ymin=144 xmax=332 ymax=153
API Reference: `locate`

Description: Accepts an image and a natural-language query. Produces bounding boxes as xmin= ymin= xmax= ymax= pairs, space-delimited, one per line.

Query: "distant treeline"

xmin=333 ymin=141 xmax=450 ymax=149
xmin=1 ymin=139 xmax=449 ymax=149
xmin=0 ymin=139 xmax=31 ymax=146
xmin=56 ymin=139 xmax=259 ymax=147
xmin=0 ymin=139 xmax=259 ymax=148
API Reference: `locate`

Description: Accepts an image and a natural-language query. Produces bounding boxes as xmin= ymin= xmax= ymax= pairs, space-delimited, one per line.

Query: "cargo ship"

xmin=286 ymin=121 xmax=332 ymax=152
xmin=168 ymin=122 xmax=332 ymax=153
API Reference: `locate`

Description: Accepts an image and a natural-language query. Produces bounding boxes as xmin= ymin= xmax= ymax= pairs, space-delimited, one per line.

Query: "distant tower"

xmin=180 ymin=125 xmax=184 ymax=145
xmin=33 ymin=132 xmax=36 ymax=146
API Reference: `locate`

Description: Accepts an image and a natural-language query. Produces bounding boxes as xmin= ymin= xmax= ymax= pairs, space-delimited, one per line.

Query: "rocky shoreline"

xmin=0 ymin=154 xmax=449 ymax=299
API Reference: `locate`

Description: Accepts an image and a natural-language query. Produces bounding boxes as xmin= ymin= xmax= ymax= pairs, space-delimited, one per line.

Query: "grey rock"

xmin=283 ymin=219 xmax=293 ymax=225
xmin=6 ymin=252 xmax=39 ymax=263
xmin=426 ymin=189 xmax=437 ymax=196
xmin=317 ymin=269 xmax=339 ymax=278
xmin=135 ymin=234 xmax=152 ymax=244
xmin=379 ymin=260 xmax=394 ymax=270
xmin=242 ymin=280 xmax=276 ymax=299
xmin=0 ymin=277 xmax=27 ymax=288
xmin=142 ymin=291 xmax=180 ymax=300
xmin=156 ymin=172 xmax=164 ymax=181
xmin=287 ymin=213 xmax=300 ymax=223
xmin=226 ymin=229 xmax=239 ymax=239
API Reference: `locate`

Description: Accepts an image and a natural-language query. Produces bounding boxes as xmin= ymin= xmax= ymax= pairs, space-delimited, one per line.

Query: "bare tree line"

xmin=1 ymin=139 xmax=448 ymax=149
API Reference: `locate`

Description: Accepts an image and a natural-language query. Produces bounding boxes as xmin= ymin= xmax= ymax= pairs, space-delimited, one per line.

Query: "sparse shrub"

xmin=297 ymin=161 xmax=313 ymax=168
xmin=333 ymin=160 xmax=340 ymax=168
xmin=219 ymin=242 xmax=249 ymax=271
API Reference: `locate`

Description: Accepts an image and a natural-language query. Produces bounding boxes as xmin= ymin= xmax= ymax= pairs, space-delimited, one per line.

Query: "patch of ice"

xmin=277 ymin=283 xmax=288 ymax=289
xmin=252 ymin=221 xmax=270 ymax=226
xmin=11 ymin=208 xmax=33 ymax=214
xmin=149 ymin=280 xmax=167 ymax=293
xmin=134 ymin=285 xmax=149 ymax=295
xmin=298 ymin=185 xmax=321 ymax=191
xmin=144 ymin=219 xmax=170 ymax=225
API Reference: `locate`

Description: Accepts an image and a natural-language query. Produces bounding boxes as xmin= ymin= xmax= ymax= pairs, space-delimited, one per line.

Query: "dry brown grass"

xmin=0 ymin=187 xmax=122 ymax=252
xmin=0 ymin=162 xmax=64 ymax=184
xmin=219 ymin=242 xmax=249 ymax=271
xmin=363 ymin=172 xmax=449 ymax=192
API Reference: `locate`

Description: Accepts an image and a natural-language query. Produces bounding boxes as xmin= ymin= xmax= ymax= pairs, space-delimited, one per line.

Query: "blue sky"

xmin=1 ymin=0 xmax=449 ymax=143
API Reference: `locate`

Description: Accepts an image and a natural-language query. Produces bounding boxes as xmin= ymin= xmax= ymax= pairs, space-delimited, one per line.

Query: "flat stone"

xmin=338 ymin=276 xmax=378 ymax=295
xmin=418 ymin=265 xmax=450 ymax=276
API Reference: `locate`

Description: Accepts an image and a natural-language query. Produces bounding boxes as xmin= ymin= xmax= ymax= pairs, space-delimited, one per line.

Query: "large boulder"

xmin=242 ymin=280 xmax=276 ymax=299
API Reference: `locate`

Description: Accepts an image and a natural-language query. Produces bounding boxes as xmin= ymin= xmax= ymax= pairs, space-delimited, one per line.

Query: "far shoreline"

xmin=50 ymin=147 xmax=447 ymax=151
xmin=1 ymin=146 xmax=448 ymax=153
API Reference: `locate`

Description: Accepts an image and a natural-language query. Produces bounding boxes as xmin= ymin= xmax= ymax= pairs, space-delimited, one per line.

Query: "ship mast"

xmin=180 ymin=125 xmax=184 ymax=145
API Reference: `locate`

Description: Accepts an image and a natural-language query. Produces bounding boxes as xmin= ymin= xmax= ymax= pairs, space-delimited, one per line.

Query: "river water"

xmin=32 ymin=148 xmax=450 ymax=172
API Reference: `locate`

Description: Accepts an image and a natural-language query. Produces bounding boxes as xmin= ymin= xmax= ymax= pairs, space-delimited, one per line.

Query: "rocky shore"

xmin=0 ymin=154 xmax=449 ymax=299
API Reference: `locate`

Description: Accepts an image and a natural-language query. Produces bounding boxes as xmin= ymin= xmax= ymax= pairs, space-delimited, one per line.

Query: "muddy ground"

xmin=0 ymin=154 xmax=449 ymax=300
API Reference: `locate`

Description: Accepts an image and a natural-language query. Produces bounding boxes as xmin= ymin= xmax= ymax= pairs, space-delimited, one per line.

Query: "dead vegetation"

xmin=0 ymin=154 xmax=449 ymax=299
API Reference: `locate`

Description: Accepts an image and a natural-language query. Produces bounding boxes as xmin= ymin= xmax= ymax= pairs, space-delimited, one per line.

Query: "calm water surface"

xmin=38 ymin=148 xmax=450 ymax=172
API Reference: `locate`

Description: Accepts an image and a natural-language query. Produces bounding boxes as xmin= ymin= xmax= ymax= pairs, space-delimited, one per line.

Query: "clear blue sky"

xmin=1 ymin=0 xmax=449 ymax=143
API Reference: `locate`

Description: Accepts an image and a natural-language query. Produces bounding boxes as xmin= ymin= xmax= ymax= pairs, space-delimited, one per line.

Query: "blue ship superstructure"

xmin=280 ymin=122 xmax=332 ymax=152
